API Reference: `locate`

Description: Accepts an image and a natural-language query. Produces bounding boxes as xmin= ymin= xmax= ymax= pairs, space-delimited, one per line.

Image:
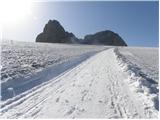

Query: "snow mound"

xmin=114 ymin=47 xmax=159 ymax=115
xmin=118 ymin=47 xmax=158 ymax=83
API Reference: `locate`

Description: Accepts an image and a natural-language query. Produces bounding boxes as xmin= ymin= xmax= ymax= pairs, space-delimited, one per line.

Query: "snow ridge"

xmin=113 ymin=48 xmax=159 ymax=117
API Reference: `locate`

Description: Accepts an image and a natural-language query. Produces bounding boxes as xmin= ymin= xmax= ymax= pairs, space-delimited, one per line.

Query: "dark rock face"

xmin=83 ymin=30 xmax=127 ymax=46
xmin=36 ymin=19 xmax=127 ymax=46
xmin=36 ymin=20 xmax=78 ymax=43
xmin=65 ymin=32 xmax=79 ymax=43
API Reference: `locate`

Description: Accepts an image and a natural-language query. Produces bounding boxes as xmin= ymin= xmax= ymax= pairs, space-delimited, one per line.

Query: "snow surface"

xmin=118 ymin=47 xmax=159 ymax=83
xmin=0 ymin=41 xmax=159 ymax=118
xmin=1 ymin=40 xmax=107 ymax=100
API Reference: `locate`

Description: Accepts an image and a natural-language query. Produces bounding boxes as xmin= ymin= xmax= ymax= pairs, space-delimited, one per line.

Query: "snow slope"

xmin=0 ymin=45 xmax=158 ymax=118
xmin=1 ymin=40 xmax=107 ymax=100
xmin=118 ymin=47 xmax=158 ymax=83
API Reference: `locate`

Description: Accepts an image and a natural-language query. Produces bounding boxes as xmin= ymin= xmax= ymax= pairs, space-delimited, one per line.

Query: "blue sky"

xmin=3 ymin=1 xmax=158 ymax=47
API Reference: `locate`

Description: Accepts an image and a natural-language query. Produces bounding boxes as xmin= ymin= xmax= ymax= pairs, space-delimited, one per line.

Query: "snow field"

xmin=1 ymin=41 xmax=107 ymax=100
xmin=114 ymin=48 xmax=158 ymax=117
xmin=1 ymin=48 xmax=158 ymax=118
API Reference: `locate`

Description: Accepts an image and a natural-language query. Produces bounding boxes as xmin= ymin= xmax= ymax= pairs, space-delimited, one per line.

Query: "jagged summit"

xmin=36 ymin=19 xmax=127 ymax=46
xmin=36 ymin=20 xmax=78 ymax=43
xmin=43 ymin=20 xmax=65 ymax=34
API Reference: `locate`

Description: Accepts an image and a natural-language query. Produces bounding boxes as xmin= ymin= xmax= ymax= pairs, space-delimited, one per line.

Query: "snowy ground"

xmin=1 ymin=40 xmax=107 ymax=100
xmin=0 ymin=41 xmax=159 ymax=118
xmin=118 ymin=47 xmax=158 ymax=83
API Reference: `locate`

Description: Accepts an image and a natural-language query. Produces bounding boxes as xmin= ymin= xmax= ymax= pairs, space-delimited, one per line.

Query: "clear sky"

xmin=3 ymin=1 xmax=159 ymax=47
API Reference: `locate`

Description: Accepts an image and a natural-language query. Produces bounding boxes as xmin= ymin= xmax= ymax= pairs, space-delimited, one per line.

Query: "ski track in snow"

xmin=1 ymin=41 xmax=107 ymax=100
xmin=0 ymin=48 xmax=158 ymax=118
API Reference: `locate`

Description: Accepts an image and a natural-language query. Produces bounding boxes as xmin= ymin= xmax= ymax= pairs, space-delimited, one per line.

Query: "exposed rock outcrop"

xmin=36 ymin=19 xmax=127 ymax=46
xmin=83 ymin=30 xmax=127 ymax=46
xmin=36 ymin=20 xmax=78 ymax=43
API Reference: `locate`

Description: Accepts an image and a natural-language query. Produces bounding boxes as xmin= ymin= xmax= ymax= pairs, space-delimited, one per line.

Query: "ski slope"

xmin=0 ymin=41 xmax=159 ymax=118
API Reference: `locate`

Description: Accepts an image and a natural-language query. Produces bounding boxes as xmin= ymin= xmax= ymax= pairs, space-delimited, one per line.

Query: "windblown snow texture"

xmin=1 ymin=40 xmax=106 ymax=100
xmin=0 ymin=41 xmax=158 ymax=118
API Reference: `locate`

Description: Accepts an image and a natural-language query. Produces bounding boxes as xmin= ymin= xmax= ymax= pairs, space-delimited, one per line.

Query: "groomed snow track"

xmin=0 ymin=48 xmax=158 ymax=118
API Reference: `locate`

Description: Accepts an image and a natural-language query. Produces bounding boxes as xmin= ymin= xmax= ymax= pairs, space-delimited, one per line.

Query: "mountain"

xmin=83 ymin=30 xmax=127 ymax=46
xmin=36 ymin=20 xmax=78 ymax=43
xmin=36 ymin=19 xmax=127 ymax=46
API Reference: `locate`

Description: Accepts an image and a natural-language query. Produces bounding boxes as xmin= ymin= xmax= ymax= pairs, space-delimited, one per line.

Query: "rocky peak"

xmin=84 ymin=30 xmax=127 ymax=46
xmin=43 ymin=20 xmax=65 ymax=34
xmin=36 ymin=19 xmax=78 ymax=43
xmin=36 ymin=19 xmax=127 ymax=46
